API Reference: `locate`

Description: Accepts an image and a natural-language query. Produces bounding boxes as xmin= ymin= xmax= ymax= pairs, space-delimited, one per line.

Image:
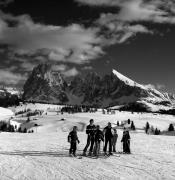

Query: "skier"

xmin=121 ymin=128 xmax=131 ymax=154
xmin=103 ymin=122 xmax=113 ymax=155
xmin=93 ymin=125 xmax=104 ymax=157
xmin=68 ymin=126 xmax=80 ymax=157
xmin=83 ymin=119 xmax=96 ymax=156
xmin=112 ymin=129 xmax=118 ymax=152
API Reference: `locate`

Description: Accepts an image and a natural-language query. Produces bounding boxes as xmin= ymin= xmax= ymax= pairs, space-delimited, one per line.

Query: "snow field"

xmin=0 ymin=106 xmax=175 ymax=180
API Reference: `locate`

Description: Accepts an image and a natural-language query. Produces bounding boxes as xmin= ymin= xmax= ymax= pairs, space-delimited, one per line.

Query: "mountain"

xmin=23 ymin=64 xmax=68 ymax=103
xmin=23 ymin=64 xmax=175 ymax=111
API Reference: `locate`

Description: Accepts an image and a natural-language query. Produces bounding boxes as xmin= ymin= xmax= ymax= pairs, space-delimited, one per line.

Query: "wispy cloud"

xmin=145 ymin=83 xmax=166 ymax=91
xmin=0 ymin=0 xmax=14 ymax=6
xmin=1 ymin=0 xmax=175 ymax=85
xmin=76 ymin=0 xmax=175 ymax=23
xmin=0 ymin=13 xmax=102 ymax=64
xmin=0 ymin=69 xmax=26 ymax=85
xmin=62 ymin=67 xmax=79 ymax=77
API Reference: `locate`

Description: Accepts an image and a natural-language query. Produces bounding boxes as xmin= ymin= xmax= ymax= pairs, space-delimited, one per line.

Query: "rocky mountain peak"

xmin=23 ymin=64 xmax=174 ymax=110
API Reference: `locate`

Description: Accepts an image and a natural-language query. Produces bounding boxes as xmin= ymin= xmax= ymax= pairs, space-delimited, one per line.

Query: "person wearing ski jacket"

xmin=83 ymin=119 xmax=96 ymax=155
xmin=103 ymin=122 xmax=113 ymax=155
xmin=68 ymin=126 xmax=80 ymax=156
xmin=93 ymin=125 xmax=104 ymax=156
xmin=121 ymin=129 xmax=131 ymax=154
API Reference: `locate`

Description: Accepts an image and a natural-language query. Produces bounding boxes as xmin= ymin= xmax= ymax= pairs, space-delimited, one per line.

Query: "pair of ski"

xmin=70 ymin=153 xmax=120 ymax=159
xmin=69 ymin=154 xmax=83 ymax=159
xmin=83 ymin=153 xmax=120 ymax=158
xmin=104 ymin=153 xmax=120 ymax=157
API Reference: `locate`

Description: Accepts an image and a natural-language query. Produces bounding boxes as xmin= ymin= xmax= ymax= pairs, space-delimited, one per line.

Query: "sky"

xmin=0 ymin=0 xmax=175 ymax=93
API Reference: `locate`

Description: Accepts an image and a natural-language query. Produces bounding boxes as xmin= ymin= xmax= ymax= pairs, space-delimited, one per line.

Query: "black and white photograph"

xmin=0 ymin=0 xmax=175 ymax=179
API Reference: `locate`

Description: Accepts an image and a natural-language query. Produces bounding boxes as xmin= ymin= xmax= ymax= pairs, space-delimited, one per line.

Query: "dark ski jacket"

xmin=103 ymin=126 xmax=113 ymax=139
xmin=121 ymin=131 xmax=130 ymax=142
xmin=95 ymin=129 xmax=104 ymax=142
xmin=86 ymin=124 xmax=96 ymax=137
xmin=68 ymin=131 xmax=79 ymax=143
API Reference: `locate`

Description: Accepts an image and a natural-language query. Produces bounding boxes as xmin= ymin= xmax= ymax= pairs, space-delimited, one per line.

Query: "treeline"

xmin=0 ymin=94 xmax=21 ymax=107
xmin=61 ymin=105 xmax=97 ymax=114
xmin=119 ymin=102 xmax=150 ymax=113
xmin=158 ymin=109 xmax=175 ymax=115
xmin=0 ymin=121 xmax=34 ymax=133
xmin=145 ymin=122 xmax=175 ymax=135
xmin=15 ymin=109 xmax=42 ymax=117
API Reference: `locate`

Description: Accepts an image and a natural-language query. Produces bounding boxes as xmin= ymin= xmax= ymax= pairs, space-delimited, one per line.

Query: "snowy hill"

xmin=0 ymin=107 xmax=14 ymax=121
xmin=23 ymin=64 xmax=174 ymax=112
xmin=0 ymin=110 xmax=175 ymax=180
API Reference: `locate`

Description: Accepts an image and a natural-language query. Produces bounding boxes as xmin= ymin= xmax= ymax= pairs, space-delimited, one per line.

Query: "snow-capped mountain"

xmin=23 ymin=64 xmax=175 ymax=111
xmin=112 ymin=69 xmax=172 ymax=103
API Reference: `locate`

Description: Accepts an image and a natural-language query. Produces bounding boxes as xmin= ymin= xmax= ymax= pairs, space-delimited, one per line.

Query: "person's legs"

xmin=103 ymin=138 xmax=109 ymax=153
xmin=97 ymin=141 xmax=100 ymax=156
xmin=93 ymin=141 xmax=97 ymax=155
xmin=113 ymin=140 xmax=117 ymax=152
xmin=89 ymin=137 xmax=95 ymax=153
xmin=72 ymin=142 xmax=77 ymax=156
xmin=123 ymin=141 xmax=127 ymax=153
xmin=109 ymin=138 xmax=112 ymax=153
xmin=69 ymin=142 xmax=73 ymax=154
xmin=83 ymin=135 xmax=90 ymax=153
xmin=126 ymin=140 xmax=130 ymax=154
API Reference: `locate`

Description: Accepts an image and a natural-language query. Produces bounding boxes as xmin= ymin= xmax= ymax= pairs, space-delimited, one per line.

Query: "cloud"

xmin=76 ymin=0 xmax=175 ymax=23
xmin=145 ymin=84 xmax=156 ymax=89
xmin=62 ymin=67 xmax=79 ymax=77
xmin=0 ymin=0 xmax=14 ymax=6
xmin=96 ymin=15 xmax=152 ymax=45
xmin=156 ymin=84 xmax=166 ymax=91
xmin=1 ymin=0 xmax=175 ymax=86
xmin=0 ymin=7 xmax=152 ymax=81
xmin=75 ymin=0 xmax=120 ymax=6
xmin=0 ymin=13 xmax=103 ymax=64
xmin=51 ymin=64 xmax=68 ymax=72
xmin=0 ymin=69 xmax=26 ymax=85
xmin=145 ymin=83 xmax=166 ymax=91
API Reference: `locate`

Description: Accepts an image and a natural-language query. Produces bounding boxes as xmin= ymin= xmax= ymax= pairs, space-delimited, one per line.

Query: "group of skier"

xmin=68 ymin=119 xmax=131 ymax=157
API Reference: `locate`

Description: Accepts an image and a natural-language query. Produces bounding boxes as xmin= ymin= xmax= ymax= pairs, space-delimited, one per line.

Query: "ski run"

xmin=0 ymin=107 xmax=175 ymax=180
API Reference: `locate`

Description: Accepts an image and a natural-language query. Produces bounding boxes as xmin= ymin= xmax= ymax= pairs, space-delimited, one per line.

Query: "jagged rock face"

xmin=23 ymin=64 xmax=68 ymax=103
xmin=163 ymin=93 xmax=175 ymax=103
xmin=23 ymin=64 xmax=174 ymax=108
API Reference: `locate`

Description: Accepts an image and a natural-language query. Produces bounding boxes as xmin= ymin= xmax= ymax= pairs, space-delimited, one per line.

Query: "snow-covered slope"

xmin=0 ymin=107 xmax=14 ymax=121
xmin=112 ymin=69 xmax=144 ymax=88
xmin=0 ymin=111 xmax=175 ymax=180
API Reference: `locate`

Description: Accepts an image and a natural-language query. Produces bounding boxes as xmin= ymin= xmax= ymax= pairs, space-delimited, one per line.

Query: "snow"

xmin=112 ymin=69 xmax=174 ymax=110
xmin=0 ymin=107 xmax=14 ymax=121
xmin=0 ymin=108 xmax=175 ymax=179
xmin=112 ymin=69 xmax=144 ymax=89
xmin=10 ymin=103 xmax=64 ymax=113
